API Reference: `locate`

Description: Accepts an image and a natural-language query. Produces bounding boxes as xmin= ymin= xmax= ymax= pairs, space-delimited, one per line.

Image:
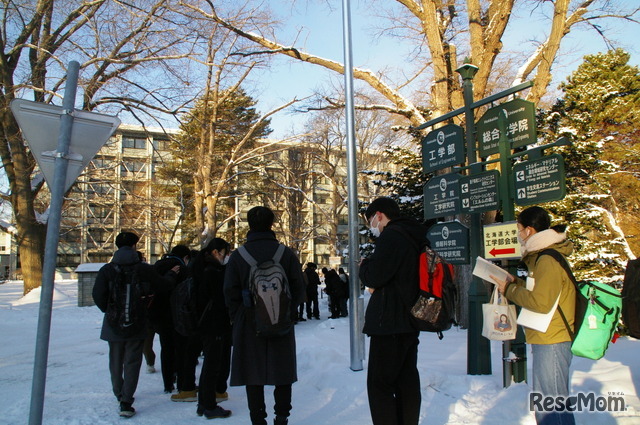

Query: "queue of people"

xmin=94 ymin=199 xmax=574 ymax=425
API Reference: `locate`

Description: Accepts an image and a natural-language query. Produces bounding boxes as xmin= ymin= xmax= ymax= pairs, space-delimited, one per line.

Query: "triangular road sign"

xmin=10 ymin=99 xmax=120 ymax=192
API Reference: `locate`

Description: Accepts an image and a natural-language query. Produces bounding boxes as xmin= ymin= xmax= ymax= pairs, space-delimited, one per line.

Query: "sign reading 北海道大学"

xmin=422 ymin=124 xmax=465 ymax=173
xmin=476 ymin=98 xmax=537 ymax=157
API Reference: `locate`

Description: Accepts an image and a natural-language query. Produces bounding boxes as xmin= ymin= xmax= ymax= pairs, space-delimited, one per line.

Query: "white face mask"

xmin=370 ymin=216 xmax=381 ymax=238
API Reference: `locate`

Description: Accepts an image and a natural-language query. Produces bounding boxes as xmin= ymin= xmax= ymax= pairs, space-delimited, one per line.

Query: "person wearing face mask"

xmin=359 ymin=197 xmax=428 ymax=425
xmin=189 ymin=238 xmax=234 ymax=419
xmin=490 ymin=206 xmax=576 ymax=425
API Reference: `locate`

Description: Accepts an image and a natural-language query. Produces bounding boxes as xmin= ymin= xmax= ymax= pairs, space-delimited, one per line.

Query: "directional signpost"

xmin=460 ymin=170 xmax=500 ymax=214
xmin=427 ymin=221 xmax=469 ymax=265
xmin=422 ymin=124 xmax=466 ymax=173
xmin=513 ymin=153 xmax=566 ymax=206
xmin=423 ymin=173 xmax=461 ymax=219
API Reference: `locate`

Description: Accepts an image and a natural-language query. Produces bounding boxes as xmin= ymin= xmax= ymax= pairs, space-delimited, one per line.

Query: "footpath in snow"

xmin=0 ymin=279 xmax=638 ymax=424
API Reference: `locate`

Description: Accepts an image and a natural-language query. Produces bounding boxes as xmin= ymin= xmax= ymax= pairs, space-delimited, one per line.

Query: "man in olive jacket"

xmin=360 ymin=197 xmax=428 ymax=425
xmin=93 ymin=232 xmax=179 ymax=418
xmin=224 ymin=206 xmax=305 ymax=425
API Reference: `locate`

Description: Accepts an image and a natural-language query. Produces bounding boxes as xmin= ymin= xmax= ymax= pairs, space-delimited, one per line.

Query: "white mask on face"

xmin=370 ymin=215 xmax=381 ymax=238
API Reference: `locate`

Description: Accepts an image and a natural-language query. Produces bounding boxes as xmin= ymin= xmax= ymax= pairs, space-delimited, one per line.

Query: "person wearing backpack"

xmin=491 ymin=206 xmax=576 ymax=425
xmin=92 ymin=232 xmax=181 ymax=418
xmin=223 ymin=206 xmax=305 ymax=425
xmin=360 ymin=197 xmax=427 ymax=425
xmin=151 ymin=245 xmax=191 ymax=396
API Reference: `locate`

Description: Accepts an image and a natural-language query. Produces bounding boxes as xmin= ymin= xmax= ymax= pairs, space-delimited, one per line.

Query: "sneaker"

xmin=119 ymin=402 xmax=136 ymax=418
xmin=170 ymin=389 xmax=197 ymax=402
xmin=215 ymin=392 xmax=228 ymax=402
xmin=146 ymin=364 xmax=156 ymax=374
xmin=203 ymin=405 xmax=232 ymax=419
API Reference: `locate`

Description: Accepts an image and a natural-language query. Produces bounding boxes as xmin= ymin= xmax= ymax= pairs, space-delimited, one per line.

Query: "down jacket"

xmin=504 ymin=228 xmax=576 ymax=345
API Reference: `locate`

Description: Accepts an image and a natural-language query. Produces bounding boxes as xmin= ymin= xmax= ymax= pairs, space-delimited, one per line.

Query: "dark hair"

xmin=365 ymin=197 xmax=400 ymax=221
xmin=170 ymin=244 xmax=191 ymax=259
xmin=203 ymin=238 xmax=230 ymax=256
xmin=306 ymin=262 xmax=317 ymax=269
xmin=518 ymin=206 xmax=566 ymax=233
xmin=190 ymin=237 xmax=230 ymax=275
xmin=247 ymin=206 xmax=275 ymax=232
xmin=115 ymin=231 xmax=139 ymax=248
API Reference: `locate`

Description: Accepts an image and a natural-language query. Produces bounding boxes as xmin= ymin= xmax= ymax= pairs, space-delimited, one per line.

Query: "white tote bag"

xmin=482 ymin=286 xmax=517 ymax=341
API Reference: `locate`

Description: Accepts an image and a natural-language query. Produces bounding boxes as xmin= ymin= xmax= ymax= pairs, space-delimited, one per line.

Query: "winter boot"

xmin=204 ymin=405 xmax=232 ymax=419
xmin=216 ymin=392 xmax=229 ymax=402
xmin=119 ymin=402 xmax=136 ymax=418
xmin=170 ymin=389 xmax=197 ymax=402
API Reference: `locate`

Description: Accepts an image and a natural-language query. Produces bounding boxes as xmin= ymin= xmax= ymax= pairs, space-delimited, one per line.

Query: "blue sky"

xmin=243 ymin=0 xmax=640 ymax=139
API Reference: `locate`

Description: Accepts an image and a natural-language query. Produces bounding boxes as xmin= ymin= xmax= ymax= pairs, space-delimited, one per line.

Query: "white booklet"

xmin=472 ymin=256 xmax=510 ymax=284
xmin=516 ymin=277 xmax=560 ymax=332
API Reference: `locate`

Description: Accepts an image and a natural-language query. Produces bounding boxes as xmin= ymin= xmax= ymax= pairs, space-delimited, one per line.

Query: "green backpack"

xmin=538 ymin=249 xmax=622 ymax=360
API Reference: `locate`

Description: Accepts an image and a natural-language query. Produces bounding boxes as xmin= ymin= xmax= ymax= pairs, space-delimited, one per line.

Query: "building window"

xmin=122 ymin=137 xmax=147 ymax=149
xmin=121 ymin=161 xmax=146 ymax=174
xmin=153 ymin=139 xmax=171 ymax=151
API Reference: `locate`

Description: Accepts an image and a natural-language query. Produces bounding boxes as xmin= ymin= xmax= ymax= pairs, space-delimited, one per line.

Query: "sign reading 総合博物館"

xmin=422 ymin=124 xmax=465 ymax=173
xmin=423 ymin=172 xmax=461 ymax=220
xmin=483 ymin=221 xmax=521 ymax=260
xmin=513 ymin=153 xmax=566 ymax=206
xmin=427 ymin=221 xmax=469 ymax=265
xmin=476 ymin=98 xmax=537 ymax=157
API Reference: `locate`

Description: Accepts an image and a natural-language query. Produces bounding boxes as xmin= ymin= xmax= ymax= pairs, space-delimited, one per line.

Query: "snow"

xmin=1 ymin=279 xmax=638 ymax=424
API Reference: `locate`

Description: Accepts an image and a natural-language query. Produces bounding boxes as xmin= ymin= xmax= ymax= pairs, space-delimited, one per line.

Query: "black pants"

xmin=174 ymin=333 xmax=202 ymax=392
xmin=198 ymin=334 xmax=223 ymax=409
xmin=156 ymin=323 xmax=177 ymax=392
xmin=306 ymin=294 xmax=319 ymax=318
xmin=216 ymin=333 xmax=231 ymax=394
xmin=367 ymin=332 xmax=421 ymax=425
xmin=108 ymin=339 xmax=144 ymax=404
xmin=246 ymin=384 xmax=292 ymax=425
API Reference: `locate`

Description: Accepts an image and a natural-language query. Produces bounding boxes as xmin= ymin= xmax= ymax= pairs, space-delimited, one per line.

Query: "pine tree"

xmin=539 ymin=49 xmax=640 ymax=282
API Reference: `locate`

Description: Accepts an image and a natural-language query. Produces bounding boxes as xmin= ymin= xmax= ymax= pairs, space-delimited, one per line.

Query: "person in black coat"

xmin=93 ymin=232 xmax=180 ymax=418
xmin=359 ymin=197 xmax=427 ymax=425
xmin=150 ymin=245 xmax=191 ymax=394
xmin=322 ymin=268 xmax=342 ymax=319
xmin=304 ymin=263 xmax=321 ymax=320
xmin=224 ymin=206 xmax=305 ymax=425
xmin=189 ymin=238 xmax=233 ymax=419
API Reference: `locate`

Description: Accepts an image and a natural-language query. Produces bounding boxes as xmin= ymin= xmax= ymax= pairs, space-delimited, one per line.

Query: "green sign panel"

xmin=423 ymin=173 xmax=461 ymax=219
xmin=513 ymin=154 xmax=566 ymax=206
xmin=427 ymin=221 xmax=469 ymax=265
xmin=476 ymin=98 xmax=537 ymax=157
xmin=422 ymin=124 xmax=465 ymax=173
xmin=460 ymin=170 xmax=500 ymax=214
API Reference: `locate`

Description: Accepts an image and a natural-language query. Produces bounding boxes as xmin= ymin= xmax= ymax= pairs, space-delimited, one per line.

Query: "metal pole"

xmin=341 ymin=0 xmax=364 ymax=371
xmin=456 ymin=61 xmax=492 ymax=375
xmin=28 ymin=61 xmax=80 ymax=425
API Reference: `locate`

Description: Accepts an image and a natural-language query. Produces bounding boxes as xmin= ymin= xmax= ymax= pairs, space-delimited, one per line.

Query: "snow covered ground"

xmin=1 ymin=279 xmax=638 ymax=424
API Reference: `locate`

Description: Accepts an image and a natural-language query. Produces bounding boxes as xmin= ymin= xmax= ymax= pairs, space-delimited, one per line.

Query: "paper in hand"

xmin=472 ymin=256 xmax=510 ymax=284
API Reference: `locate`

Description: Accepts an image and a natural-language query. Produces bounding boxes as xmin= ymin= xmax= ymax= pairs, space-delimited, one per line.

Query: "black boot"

xmin=274 ymin=417 xmax=288 ymax=425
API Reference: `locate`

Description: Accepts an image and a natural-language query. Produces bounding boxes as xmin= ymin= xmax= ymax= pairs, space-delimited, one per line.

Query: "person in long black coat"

xmin=224 ymin=206 xmax=305 ymax=425
xmin=304 ymin=263 xmax=321 ymax=320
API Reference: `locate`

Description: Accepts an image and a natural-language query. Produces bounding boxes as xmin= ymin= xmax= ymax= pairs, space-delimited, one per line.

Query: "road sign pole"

xmin=29 ymin=61 xmax=80 ymax=425
xmin=498 ymin=111 xmax=527 ymax=387
xmin=457 ymin=62 xmax=491 ymax=375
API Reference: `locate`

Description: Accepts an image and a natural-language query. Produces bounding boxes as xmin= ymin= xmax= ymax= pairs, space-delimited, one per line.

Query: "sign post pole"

xmin=28 ymin=61 xmax=79 ymax=425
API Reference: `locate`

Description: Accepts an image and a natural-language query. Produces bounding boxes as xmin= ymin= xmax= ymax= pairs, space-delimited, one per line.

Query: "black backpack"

xmin=391 ymin=226 xmax=458 ymax=339
xmin=238 ymin=244 xmax=292 ymax=338
xmin=170 ymin=276 xmax=200 ymax=337
xmin=622 ymin=258 xmax=640 ymax=339
xmin=105 ymin=263 xmax=150 ymax=336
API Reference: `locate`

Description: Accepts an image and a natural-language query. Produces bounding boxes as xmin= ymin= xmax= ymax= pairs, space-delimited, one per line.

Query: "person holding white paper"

xmin=490 ymin=206 xmax=576 ymax=425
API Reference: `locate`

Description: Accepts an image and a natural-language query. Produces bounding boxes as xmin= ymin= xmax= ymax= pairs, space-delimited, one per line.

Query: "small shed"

xmin=75 ymin=263 xmax=107 ymax=307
